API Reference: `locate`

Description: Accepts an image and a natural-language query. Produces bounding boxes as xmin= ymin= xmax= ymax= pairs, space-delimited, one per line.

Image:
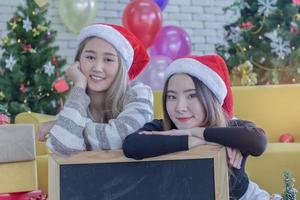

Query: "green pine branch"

xmin=282 ymin=171 xmax=297 ymax=200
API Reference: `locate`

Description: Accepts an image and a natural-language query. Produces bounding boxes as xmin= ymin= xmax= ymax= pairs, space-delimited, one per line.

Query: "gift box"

xmin=0 ymin=124 xmax=37 ymax=193
xmin=0 ymin=104 xmax=10 ymax=125
xmin=0 ymin=190 xmax=47 ymax=200
xmin=0 ymin=160 xmax=38 ymax=193
xmin=0 ymin=114 xmax=10 ymax=125
xmin=0 ymin=124 xmax=35 ymax=163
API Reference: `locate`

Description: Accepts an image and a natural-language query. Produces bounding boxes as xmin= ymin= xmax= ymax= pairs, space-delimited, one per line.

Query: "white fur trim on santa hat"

xmin=77 ymin=24 xmax=134 ymax=71
xmin=164 ymin=58 xmax=227 ymax=104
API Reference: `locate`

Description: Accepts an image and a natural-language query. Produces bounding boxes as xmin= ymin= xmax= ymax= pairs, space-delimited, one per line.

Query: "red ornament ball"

xmin=290 ymin=26 xmax=299 ymax=36
xmin=19 ymin=83 xmax=27 ymax=93
xmin=278 ymin=133 xmax=295 ymax=143
xmin=51 ymin=56 xmax=58 ymax=66
xmin=53 ymin=79 xmax=69 ymax=93
xmin=0 ymin=114 xmax=10 ymax=125
xmin=45 ymin=31 xmax=52 ymax=42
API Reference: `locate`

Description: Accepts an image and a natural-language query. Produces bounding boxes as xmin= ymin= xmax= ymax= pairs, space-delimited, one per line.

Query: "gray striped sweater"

xmin=46 ymin=82 xmax=153 ymax=155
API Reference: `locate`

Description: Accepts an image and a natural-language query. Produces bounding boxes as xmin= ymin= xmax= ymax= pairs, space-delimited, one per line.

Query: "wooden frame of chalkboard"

xmin=49 ymin=145 xmax=229 ymax=200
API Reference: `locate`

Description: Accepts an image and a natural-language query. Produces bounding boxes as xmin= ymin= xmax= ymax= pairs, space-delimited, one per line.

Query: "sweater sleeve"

xmin=46 ymin=86 xmax=90 ymax=155
xmin=85 ymin=83 xmax=154 ymax=150
xmin=203 ymin=119 xmax=268 ymax=156
xmin=123 ymin=119 xmax=189 ymax=160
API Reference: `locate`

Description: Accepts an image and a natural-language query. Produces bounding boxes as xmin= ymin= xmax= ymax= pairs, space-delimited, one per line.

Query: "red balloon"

xmin=123 ymin=0 xmax=162 ymax=48
xmin=278 ymin=133 xmax=295 ymax=143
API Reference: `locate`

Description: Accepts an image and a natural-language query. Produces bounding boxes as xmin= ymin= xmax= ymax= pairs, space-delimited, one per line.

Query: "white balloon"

xmin=59 ymin=0 xmax=96 ymax=33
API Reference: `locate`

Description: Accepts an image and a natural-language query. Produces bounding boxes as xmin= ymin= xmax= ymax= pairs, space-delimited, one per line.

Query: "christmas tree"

xmin=216 ymin=0 xmax=300 ymax=85
xmin=0 ymin=0 xmax=69 ymax=120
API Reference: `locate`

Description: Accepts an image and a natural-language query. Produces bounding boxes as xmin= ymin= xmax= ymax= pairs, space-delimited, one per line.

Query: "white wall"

xmin=0 ymin=0 xmax=236 ymax=65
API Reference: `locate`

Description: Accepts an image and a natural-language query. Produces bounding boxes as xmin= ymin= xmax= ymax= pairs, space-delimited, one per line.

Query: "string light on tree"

xmin=260 ymin=57 xmax=266 ymax=63
xmin=295 ymin=13 xmax=300 ymax=20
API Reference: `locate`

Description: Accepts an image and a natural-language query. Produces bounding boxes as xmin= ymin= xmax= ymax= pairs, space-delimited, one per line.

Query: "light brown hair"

xmin=75 ymin=36 xmax=129 ymax=122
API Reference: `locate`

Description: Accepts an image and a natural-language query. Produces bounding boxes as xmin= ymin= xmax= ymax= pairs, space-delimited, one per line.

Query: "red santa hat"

xmin=164 ymin=54 xmax=233 ymax=118
xmin=77 ymin=23 xmax=149 ymax=80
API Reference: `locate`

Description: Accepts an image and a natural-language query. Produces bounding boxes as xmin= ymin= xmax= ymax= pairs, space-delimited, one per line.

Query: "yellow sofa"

xmin=15 ymin=84 xmax=300 ymax=195
xmin=232 ymin=84 xmax=300 ymax=194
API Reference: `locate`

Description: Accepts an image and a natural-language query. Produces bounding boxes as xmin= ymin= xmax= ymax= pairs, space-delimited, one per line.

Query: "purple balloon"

xmin=131 ymin=0 xmax=169 ymax=11
xmin=134 ymin=56 xmax=172 ymax=90
xmin=150 ymin=25 xmax=192 ymax=60
xmin=153 ymin=0 xmax=169 ymax=11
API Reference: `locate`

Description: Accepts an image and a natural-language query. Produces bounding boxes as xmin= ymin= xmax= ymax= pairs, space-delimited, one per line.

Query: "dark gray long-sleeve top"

xmin=123 ymin=119 xmax=267 ymax=199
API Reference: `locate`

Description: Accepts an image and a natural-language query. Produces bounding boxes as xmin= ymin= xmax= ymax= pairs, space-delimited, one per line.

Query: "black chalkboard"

xmin=49 ymin=146 xmax=229 ymax=200
xmin=60 ymin=159 xmax=214 ymax=200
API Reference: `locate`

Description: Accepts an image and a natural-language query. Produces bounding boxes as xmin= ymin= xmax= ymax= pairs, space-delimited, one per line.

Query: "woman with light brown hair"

xmin=39 ymin=23 xmax=153 ymax=155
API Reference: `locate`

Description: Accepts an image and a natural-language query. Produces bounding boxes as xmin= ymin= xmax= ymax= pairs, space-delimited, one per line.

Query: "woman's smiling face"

xmin=79 ymin=37 xmax=120 ymax=92
xmin=166 ymin=74 xmax=205 ymax=129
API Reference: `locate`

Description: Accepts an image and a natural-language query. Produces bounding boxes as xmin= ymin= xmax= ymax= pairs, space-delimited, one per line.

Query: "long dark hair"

xmin=162 ymin=74 xmax=229 ymax=130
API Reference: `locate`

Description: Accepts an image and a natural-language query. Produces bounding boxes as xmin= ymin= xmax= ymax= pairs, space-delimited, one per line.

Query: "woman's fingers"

xmin=141 ymin=130 xmax=189 ymax=136
xmin=144 ymin=131 xmax=172 ymax=135
xmin=226 ymin=147 xmax=242 ymax=169
xmin=234 ymin=151 xmax=243 ymax=169
xmin=38 ymin=120 xmax=55 ymax=141
xmin=141 ymin=131 xmax=153 ymax=135
xmin=227 ymin=147 xmax=235 ymax=166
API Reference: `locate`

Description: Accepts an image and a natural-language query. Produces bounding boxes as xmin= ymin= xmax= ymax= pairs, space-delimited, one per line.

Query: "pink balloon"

xmin=134 ymin=56 xmax=172 ymax=90
xmin=133 ymin=69 xmax=149 ymax=85
xmin=150 ymin=25 xmax=192 ymax=60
